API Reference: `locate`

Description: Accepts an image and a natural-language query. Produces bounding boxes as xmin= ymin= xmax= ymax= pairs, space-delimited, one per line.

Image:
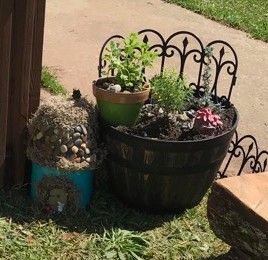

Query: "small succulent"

xmin=193 ymin=107 xmax=223 ymax=135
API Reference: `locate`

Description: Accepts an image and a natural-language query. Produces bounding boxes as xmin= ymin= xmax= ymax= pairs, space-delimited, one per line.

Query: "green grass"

xmin=41 ymin=67 xmax=67 ymax=95
xmin=163 ymin=0 xmax=268 ymax=42
xmin=0 ymin=171 xmax=229 ymax=260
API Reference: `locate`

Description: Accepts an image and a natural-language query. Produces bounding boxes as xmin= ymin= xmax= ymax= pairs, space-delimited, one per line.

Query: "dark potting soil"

xmin=116 ymin=105 xmax=236 ymax=141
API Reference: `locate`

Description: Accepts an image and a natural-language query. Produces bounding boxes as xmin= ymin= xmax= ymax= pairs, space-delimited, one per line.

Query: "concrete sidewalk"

xmin=42 ymin=0 xmax=268 ymax=150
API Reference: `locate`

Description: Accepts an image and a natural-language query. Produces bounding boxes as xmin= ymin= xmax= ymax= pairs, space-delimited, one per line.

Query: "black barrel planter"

xmin=102 ymin=108 xmax=239 ymax=213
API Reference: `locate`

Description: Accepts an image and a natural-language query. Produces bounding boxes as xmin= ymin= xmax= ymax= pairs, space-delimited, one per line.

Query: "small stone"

xmin=81 ymin=134 xmax=88 ymax=142
xmin=85 ymin=148 xmax=90 ymax=155
xmin=81 ymin=143 xmax=87 ymax=150
xmin=81 ymin=156 xmax=85 ymax=162
xmin=60 ymin=145 xmax=68 ymax=154
xmin=73 ymin=132 xmax=81 ymax=139
xmin=102 ymin=82 xmax=110 ymax=89
xmin=69 ymin=154 xmax=77 ymax=161
xmin=62 ymin=133 xmax=70 ymax=144
xmin=113 ymin=84 xmax=121 ymax=92
xmin=74 ymin=138 xmax=83 ymax=146
xmin=69 ymin=128 xmax=75 ymax=136
xmin=66 ymin=138 xmax=74 ymax=148
xmin=179 ymin=112 xmax=191 ymax=121
xmin=74 ymin=157 xmax=81 ymax=163
xmin=108 ymin=84 xmax=121 ymax=93
xmin=123 ymin=90 xmax=131 ymax=94
xmin=71 ymin=146 xmax=79 ymax=154
xmin=80 ymin=125 xmax=87 ymax=135
xmin=159 ymin=108 xmax=164 ymax=114
xmin=36 ymin=132 xmax=43 ymax=140
xmin=186 ymin=110 xmax=195 ymax=119
xmin=53 ymin=128 xmax=60 ymax=135
xmin=50 ymin=135 xmax=58 ymax=142
xmin=77 ymin=149 xmax=84 ymax=157
xmin=86 ymin=157 xmax=91 ymax=163
xmin=74 ymin=126 xmax=83 ymax=133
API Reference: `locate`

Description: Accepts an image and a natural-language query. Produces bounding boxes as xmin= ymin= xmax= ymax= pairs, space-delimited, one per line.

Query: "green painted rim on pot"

xmin=97 ymin=99 xmax=143 ymax=126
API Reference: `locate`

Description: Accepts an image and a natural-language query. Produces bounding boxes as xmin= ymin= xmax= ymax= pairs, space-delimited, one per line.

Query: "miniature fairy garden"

xmin=27 ymin=91 xmax=105 ymax=214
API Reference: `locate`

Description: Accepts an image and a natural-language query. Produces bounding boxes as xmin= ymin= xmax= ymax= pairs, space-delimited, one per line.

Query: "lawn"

xmin=0 ymin=170 xmax=229 ymax=259
xmin=163 ymin=0 xmax=268 ymax=42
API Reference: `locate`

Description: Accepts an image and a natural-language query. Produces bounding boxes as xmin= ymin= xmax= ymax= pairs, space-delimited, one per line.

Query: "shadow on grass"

xmin=0 ymin=168 xmax=179 ymax=235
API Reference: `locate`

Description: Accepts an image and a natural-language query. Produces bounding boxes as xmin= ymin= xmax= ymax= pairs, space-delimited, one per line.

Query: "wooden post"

xmin=0 ymin=0 xmax=14 ymax=187
xmin=29 ymin=0 xmax=46 ymax=114
xmin=5 ymin=0 xmax=46 ymax=186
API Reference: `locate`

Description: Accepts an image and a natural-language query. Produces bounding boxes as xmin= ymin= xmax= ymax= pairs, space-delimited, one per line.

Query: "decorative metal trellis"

xmin=98 ymin=29 xmax=268 ymax=177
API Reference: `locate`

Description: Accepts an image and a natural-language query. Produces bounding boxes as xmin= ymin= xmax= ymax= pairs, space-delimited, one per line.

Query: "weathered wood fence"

xmin=0 ymin=0 xmax=46 ymax=187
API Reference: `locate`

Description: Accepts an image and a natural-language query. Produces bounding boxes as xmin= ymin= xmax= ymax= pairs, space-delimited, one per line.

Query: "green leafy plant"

xmin=96 ymin=228 xmax=150 ymax=260
xmin=41 ymin=67 xmax=67 ymax=95
xmin=150 ymin=68 xmax=193 ymax=113
xmin=102 ymin=33 xmax=158 ymax=91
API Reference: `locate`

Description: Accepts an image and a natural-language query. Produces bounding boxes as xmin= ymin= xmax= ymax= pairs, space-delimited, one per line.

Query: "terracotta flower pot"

xmin=92 ymin=77 xmax=150 ymax=126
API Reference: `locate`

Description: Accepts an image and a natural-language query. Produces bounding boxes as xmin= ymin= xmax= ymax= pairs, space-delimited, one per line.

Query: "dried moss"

xmin=27 ymin=96 xmax=105 ymax=171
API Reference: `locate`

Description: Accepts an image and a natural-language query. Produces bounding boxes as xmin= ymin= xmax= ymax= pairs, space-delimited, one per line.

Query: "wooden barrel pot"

xmin=101 ymin=108 xmax=239 ymax=213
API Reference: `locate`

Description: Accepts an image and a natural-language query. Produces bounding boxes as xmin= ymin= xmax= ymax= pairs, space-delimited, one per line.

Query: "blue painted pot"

xmin=31 ymin=162 xmax=94 ymax=210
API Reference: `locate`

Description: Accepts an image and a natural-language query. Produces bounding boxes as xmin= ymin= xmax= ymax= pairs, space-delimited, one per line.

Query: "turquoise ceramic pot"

xmin=31 ymin=162 xmax=94 ymax=209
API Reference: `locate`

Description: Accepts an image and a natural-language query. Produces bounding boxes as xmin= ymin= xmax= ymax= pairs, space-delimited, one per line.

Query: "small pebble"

xmin=86 ymin=157 xmax=91 ymax=163
xmin=69 ymin=154 xmax=77 ymax=161
xmin=74 ymin=126 xmax=83 ymax=133
xmin=113 ymin=84 xmax=122 ymax=92
xmin=123 ymin=90 xmax=131 ymax=94
xmin=81 ymin=143 xmax=87 ymax=150
xmin=73 ymin=132 xmax=81 ymax=139
xmin=36 ymin=132 xmax=43 ymax=140
xmin=102 ymin=82 xmax=110 ymax=89
xmin=74 ymin=138 xmax=83 ymax=146
xmin=108 ymin=84 xmax=121 ymax=93
xmin=77 ymin=149 xmax=85 ymax=157
xmin=53 ymin=128 xmax=60 ymax=135
xmin=74 ymin=157 xmax=81 ymax=163
xmin=62 ymin=133 xmax=70 ymax=144
xmin=69 ymin=128 xmax=75 ymax=136
xmin=80 ymin=125 xmax=87 ymax=135
xmin=71 ymin=146 xmax=79 ymax=154
xmin=81 ymin=156 xmax=85 ymax=162
xmin=81 ymin=134 xmax=88 ymax=142
xmin=60 ymin=145 xmax=68 ymax=154
xmin=186 ymin=110 xmax=195 ymax=119
xmin=66 ymin=138 xmax=74 ymax=148
xmin=85 ymin=148 xmax=90 ymax=155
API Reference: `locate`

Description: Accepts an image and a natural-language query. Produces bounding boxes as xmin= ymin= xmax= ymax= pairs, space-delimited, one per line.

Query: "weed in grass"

xmin=163 ymin=0 xmax=268 ymax=42
xmin=41 ymin=66 xmax=67 ymax=95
